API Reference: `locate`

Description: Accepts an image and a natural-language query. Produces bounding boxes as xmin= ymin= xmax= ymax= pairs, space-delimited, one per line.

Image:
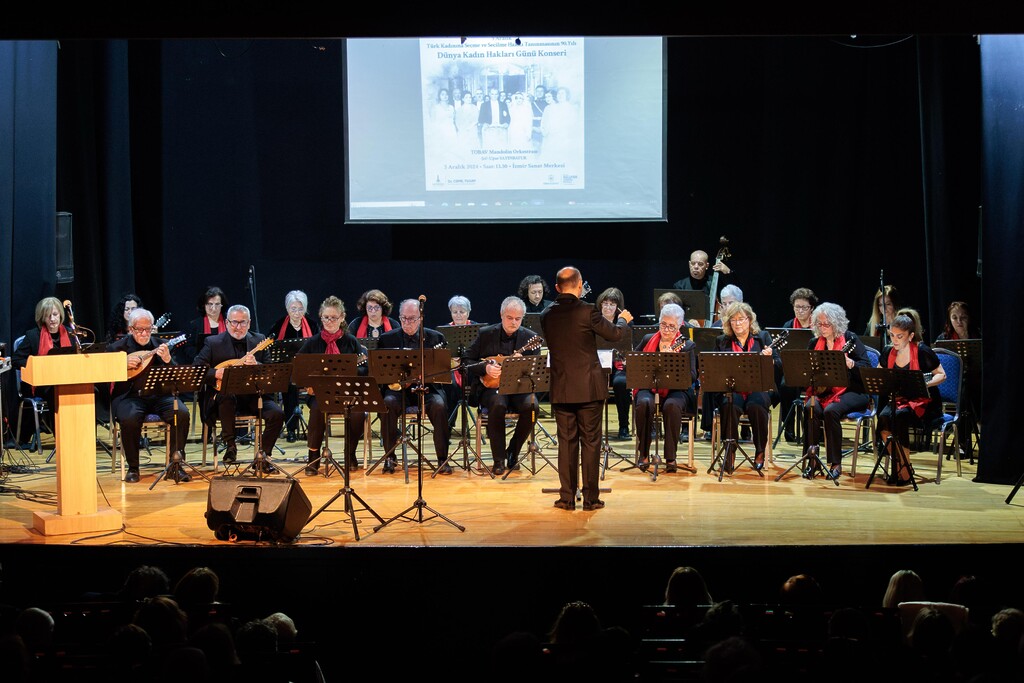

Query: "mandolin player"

xmin=464 ymin=296 xmax=542 ymax=475
xmin=108 ymin=308 xmax=192 ymax=483
xmin=194 ymin=305 xmax=284 ymax=470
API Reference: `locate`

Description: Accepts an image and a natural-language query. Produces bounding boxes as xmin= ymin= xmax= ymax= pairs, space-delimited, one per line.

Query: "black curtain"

xmin=978 ymin=36 xmax=1024 ymax=485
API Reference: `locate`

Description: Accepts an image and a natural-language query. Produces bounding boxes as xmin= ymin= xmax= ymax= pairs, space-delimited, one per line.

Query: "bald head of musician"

xmin=688 ymin=250 xmax=710 ymax=280
xmin=500 ymin=296 xmax=527 ymax=336
xmin=397 ymin=299 xmax=422 ymax=336
xmin=225 ymin=305 xmax=252 ymax=340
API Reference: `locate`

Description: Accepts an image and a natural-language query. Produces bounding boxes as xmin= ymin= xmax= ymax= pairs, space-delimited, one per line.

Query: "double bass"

xmin=704 ymin=236 xmax=731 ymax=327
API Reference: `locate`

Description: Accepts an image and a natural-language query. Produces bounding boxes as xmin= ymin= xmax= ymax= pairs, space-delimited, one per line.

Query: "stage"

xmin=1 ymin=404 xmax=1019 ymax=679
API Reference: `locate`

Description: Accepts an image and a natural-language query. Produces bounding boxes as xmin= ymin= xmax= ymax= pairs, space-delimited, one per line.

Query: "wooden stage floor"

xmin=0 ymin=404 xmax=1016 ymax=549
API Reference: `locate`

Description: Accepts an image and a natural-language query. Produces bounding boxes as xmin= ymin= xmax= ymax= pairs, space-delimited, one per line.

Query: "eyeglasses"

xmin=365 ymin=304 xmax=382 ymax=312
xmin=793 ymin=305 xmax=812 ymax=312
xmin=206 ymin=302 xmax=223 ymax=308
xmin=601 ymin=301 xmax=618 ymax=308
xmin=817 ymin=320 xmax=833 ymax=327
xmin=227 ymin=319 xmax=249 ymax=327
xmin=729 ymin=317 xmax=749 ymax=325
xmin=399 ymin=316 xmax=420 ymax=324
xmin=131 ymin=326 xmax=153 ymax=334
xmin=321 ymin=315 xmax=341 ymax=323
xmin=659 ymin=322 xmax=679 ymax=331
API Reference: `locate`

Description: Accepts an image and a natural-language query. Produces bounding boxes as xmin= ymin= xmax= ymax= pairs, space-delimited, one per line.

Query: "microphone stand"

xmin=877 ymin=270 xmax=891 ymax=347
xmin=248 ymin=265 xmax=260 ymax=332
xmin=374 ymin=298 xmax=464 ymax=533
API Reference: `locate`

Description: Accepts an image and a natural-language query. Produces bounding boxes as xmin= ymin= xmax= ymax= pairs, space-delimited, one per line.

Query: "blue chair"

xmin=930 ymin=347 xmax=964 ymax=484
xmin=845 ymin=347 xmax=880 ymax=477
xmin=12 ymin=335 xmax=52 ymax=456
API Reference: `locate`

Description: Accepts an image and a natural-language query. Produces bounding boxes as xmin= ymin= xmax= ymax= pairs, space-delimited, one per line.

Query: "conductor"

xmin=542 ymin=266 xmax=632 ymax=511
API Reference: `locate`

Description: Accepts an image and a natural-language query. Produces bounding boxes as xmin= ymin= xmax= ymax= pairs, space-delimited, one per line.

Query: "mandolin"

xmin=705 ymin=236 xmax=731 ymax=328
xmin=766 ymin=329 xmax=789 ymax=351
xmin=213 ymin=337 xmax=275 ymax=390
xmin=154 ymin=312 xmax=171 ymax=330
xmin=621 ymin=333 xmax=689 ymax=367
xmin=481 ymin=335 xmax=544 ymax=389
xmin=126 ymin=334 xmax=188 ymax=379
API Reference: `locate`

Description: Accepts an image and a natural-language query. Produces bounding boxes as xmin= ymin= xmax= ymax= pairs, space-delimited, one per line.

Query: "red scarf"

xmin=631 ymin=333 xmax=681 ymax=400
xmin=887 ymin=342 xmax=930 ymax=418
xmin=807 ymin=335 xmax=848 ymax=407
xmin=278 ymin=316 xmax=312 ymax=340
xmin=37 ymin=326 xmax=71 ymax=356
xmin=320 ymin=329 xmax=343 ymax=355
xmin=356 ymin=316 xmax=392 ymax=338
xmin=792 ymin=318 xmax=806 ymax=329
xmin=204 ymin=316 xmax=224 ymax=334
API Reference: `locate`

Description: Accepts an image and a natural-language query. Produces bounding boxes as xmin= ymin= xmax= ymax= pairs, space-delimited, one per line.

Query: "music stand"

xmin=143 ymin=364 xmax=208 ymax=488
xmin=493 ymin=354 xmax=554 ymax=481
xmin=624 ymin=350 xmax=697 ymax=480
xmin=522 ymin=313 xmax=543 ymax=335
xmin=366 ymin=348 xmax=452 ymax=482
xmin=690 ymin=328 xmax=721 ymax=353
xmin=597 ymin=336 xmax=633 ymax=476
xmin=631 ymin=325 xmax=659 ymax=349
xmin=374 ymin=308 xmax=464 ymax=533
xmin=266 ymin=338 xmax=308 ymax=441
xmin=934 ymin=338 xmax=982 ymax=459
xmin=438 ymin=323 xmax=483 ymax=429
xmin=653 ymin=289 xmax=709 ymax=322
xmin=290 ymin=353 xmax=363 ymax=477
xmin=859 ymin=367 xmax=928 ymax=491
xmin=774 ymin=349 xmax=849 ymax=485
xmin=700 ymin=352 xmax=775 ymax=481
xmin=303 ymin=375 xmax=385 ymax=540
xmin=218 ymin=363 xmax=294 ymax=479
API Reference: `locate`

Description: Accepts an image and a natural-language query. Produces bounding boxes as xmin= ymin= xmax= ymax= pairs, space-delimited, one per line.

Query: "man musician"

xmin=464 ymin=296 xmax=541 ymax=476
xmin=376 ymin=299 xmax=452 ymax=474
xmin=194 ymin=304 xmax=284 ymax=471
xmin=108 ymin=308 xmax=191 ymax=483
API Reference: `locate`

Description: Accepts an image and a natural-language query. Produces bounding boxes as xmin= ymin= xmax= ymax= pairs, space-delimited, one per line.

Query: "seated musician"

xmin=801 ymin=302 xmax=872 ymax=479
xmin=714 ymin=302 xmax=780 ymax=474
xmin=349 ymin=289 xmax=400 ymax=340
xmin=296 ymin=296 xmax=366 ymax=475
xmin=874 ymin=314 xmax=945 ymax=474
xmin=376 ymin=299 xmax=452 ymax=474
xmin=108 ymin=309 xmax=191 ymax=483
xmin=464 ymin=296 xmax=540 ymax=475
xmin=596 ymin=287 xmax=632 ymax=440
xmin=12 ymin=297 xmax=76 ymax=418
xmin=632 ymin=303 xmax=697 ymax=473
xmin=697 ymin=285 xmax=744 ymax=439
xmin=180 ymin=285 xmax=227 ymax=365
xmin=444 ymin=294 xmax=476 ymax=415
xmin=194 ymin=304 xmax=284 ymax=471
xmin=447 ymin=295 xmax=477 ymax=326
xmin=864 ymin=285 xmax=898 ymax=339
xmin=518 ymin=274 xmax=554 ymax=313
xmin=265 ymin=290 xmax=318 ymax=443
xmin=936 ymin=300 xmax=980 ymax=342
xmin=673 ymin=249 xmax=731 ymax=293
xmin=105 ymin=293 xmax=144 ymax=342
xmin=777 ymin=287 xmax=818 ymax=443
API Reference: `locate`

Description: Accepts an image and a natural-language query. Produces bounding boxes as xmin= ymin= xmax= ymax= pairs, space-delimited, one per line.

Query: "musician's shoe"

xmin=616 ymin=427 xmax=631 ymax=440
xmin=582 ymin=499 xmax=605 ymax=511
xmin=175 ymin=469 xmax=192 ymax=483
xmin=222 ymin=446 xmax=237 ymax=464
xmin=829 ymin=464 xmax=843 ymax=479
xmin=553 ymin=499 xmax=575 ymax=511
xmin=286 ymin=429 xmax=297 ymax=443
xmin=753 ymin=453 xmax=765 ymax=471
xmin=347 ymin=460 xmax=362 ymax=472
xmin=740 ymin=425 xmax=752 ymax=441
xmin=255 ymin=460 xmax=277 ymax=475
xmin=638 ymin=458 xmax=650 ymax=472
xmin=505 ymin=446 xmax=518 ymax=469
xmin=665 ymin=461 xmax=678 ymax=473
xmin=382 ymin=456 xmax=396 ymax=474
xmin=305 ymin=465 xmax=319 ymax=476
xmin=491 ymin=463 xmax=505 ymax=476
xmin=438 ymin=464 xmax=454 ymax=475
xmin=125 ymin=469 xmax=140 ymax=483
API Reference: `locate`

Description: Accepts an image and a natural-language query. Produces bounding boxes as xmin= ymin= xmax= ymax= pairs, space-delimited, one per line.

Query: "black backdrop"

xmin=4 ymin=33 xmax=1007 ymax=479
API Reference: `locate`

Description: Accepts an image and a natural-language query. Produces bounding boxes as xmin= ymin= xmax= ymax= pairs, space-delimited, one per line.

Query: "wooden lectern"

xmin=22 ymin=351 xmax=128 ymax=535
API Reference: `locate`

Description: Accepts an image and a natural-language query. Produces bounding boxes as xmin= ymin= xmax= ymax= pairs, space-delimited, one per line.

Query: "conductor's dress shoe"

xmin=553 ymin=500 xmax=575 ymax=511
xmin=582 ymin=500 xmax=605 ymax=511
xmin=125 ymin=469 xmax=140 ymax=483
xmin=753 ymin=453 xmax=765 ymax=471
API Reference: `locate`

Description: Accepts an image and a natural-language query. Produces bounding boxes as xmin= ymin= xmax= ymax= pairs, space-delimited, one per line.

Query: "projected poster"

xmin=420 ymin=37 xmax=584 ymax=192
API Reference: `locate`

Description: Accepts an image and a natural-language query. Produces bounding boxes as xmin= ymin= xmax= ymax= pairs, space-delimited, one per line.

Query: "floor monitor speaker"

xmin=205 ymin=477 xmax=311 ymax=543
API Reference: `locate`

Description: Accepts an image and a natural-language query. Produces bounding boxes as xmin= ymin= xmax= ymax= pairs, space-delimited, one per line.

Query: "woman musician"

xmin=874 ymin=313 xmax=945 ymax=479
xmin=632 ymin=303 xmax=697 ymax=473
xmin=714 ymin=302 xmax=780 ymax=473
xmin=596 ymin=287 xmax=633 ymax=440
xmin=802 ymin=303 xmax=872 ymax=479
xmin=295 ymin=296 xmax=367 ymax=475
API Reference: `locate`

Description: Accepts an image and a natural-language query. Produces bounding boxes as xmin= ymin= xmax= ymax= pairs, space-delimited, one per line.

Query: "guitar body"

xmin=480 ymin=335 xmax=544 ymax=389
xmin=125 ymin=334 xmax=188 ymax=379
xmin=213 ymin=337 xmax=274 ymax=390
xmin=703 ymin=236 xmax=731 ymax=328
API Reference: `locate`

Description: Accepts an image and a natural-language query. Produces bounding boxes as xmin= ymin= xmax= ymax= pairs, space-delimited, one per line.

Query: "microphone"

xmin=62 ymin=300 xmax=83 ymax=350
xmin=418 ymin=294 xmax=426 ymax=312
